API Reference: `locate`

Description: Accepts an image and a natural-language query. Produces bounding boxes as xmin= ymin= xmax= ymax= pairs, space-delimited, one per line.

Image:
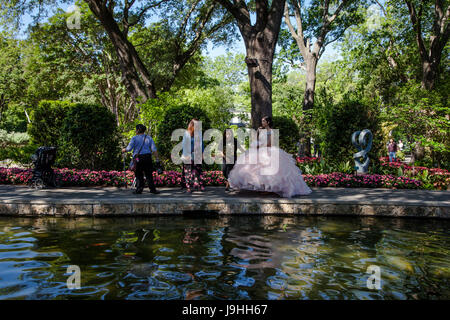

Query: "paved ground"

xmin=0 ymin=185 xmax=448 ymax=206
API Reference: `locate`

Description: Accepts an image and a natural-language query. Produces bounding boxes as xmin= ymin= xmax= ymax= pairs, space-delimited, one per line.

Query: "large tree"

xmin=84 ymin=0 xmax=159 ymax=102
xmin=216 ymin=0 xmax=286 ymax=129
xmin=85 ymin=0 xmax=235 ymax=103
xmin=1 ymin=0 xmax=235 ymax=105
xmin=332 ymin=1 xmax=449 ymax=166
xmin=25 ymin=4 xmax=133 ymax=125
xmin=283 ymin=0 xmax=364 ymax=111
xmin=404 ymin=0 xmax=449 ymax=90
xmin=282 ymin=0 xmax=365 ymax=156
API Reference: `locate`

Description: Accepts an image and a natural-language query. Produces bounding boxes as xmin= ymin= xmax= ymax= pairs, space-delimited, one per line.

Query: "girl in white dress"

xmin=228 ymin=116 xmax=312 ymax=198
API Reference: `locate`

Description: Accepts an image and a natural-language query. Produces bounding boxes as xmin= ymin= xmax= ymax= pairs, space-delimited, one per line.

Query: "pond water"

xmin=0 ymin=215 xmax=449 ymax=300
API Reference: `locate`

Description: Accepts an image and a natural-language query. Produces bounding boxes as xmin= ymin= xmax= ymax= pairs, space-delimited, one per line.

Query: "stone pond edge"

xmin=0 ymin=200 xmax=448 ymax=218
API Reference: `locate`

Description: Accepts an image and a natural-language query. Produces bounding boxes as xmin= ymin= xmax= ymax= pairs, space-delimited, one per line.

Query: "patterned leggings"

xmin=183 ymin=163 xmax=204 ymax=191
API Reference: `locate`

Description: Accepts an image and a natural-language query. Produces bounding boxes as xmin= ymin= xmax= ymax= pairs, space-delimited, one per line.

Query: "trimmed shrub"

xmin=60 ymin=103 xmax=121 ymax=170
xmin=28 ymin=100 xmax=120 ymax=170
xmin=314 ymin=95 xmax=383 ymax=165
xmin=272 ymin=115 xmax=300 ymax=154
xmin=28 ymin=100 xmax=73 ymax=147
xmin=156 ymin=103 xmax=211 ymax=160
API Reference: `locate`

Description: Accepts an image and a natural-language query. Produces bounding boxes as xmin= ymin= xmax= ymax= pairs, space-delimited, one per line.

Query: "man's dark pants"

xmin=135 ymin=153 xmax=157 ymax=192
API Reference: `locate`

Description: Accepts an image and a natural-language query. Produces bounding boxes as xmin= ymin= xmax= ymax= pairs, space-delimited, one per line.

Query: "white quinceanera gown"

xmin=228 ymin=129 xmax=312 ymax=198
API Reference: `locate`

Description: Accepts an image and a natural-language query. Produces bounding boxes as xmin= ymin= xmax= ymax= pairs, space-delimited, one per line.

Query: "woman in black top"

xmin=221 ymin=129 xmax=238 ymax=192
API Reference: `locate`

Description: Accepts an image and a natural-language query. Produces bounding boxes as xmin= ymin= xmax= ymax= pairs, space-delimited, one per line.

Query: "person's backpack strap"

xmin=136 ymin=134 xmax=147 ymax=156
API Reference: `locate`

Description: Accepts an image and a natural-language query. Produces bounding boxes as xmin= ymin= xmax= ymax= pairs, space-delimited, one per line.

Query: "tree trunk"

xmin=303 ymin=55 xmax=318 ymax=111
xmin=106 ymin=76 xmax=120 ymax=126
xmin=0 ymin=94 xmax=6 ymax=124
xmin=404 ymin=0 xmax=449 ymax=91
xmin=85 ymin=0 xmax=156 ymax=103
xmin=413 ymin=141 xmax=425 ymax=162
xmin=245 ymin=41 xmax=274 ymax=129
xmin=216 ymin=0 xmax=285 ymax=130
xmin=300 ymin=55 xmax=318 ymax=157
xmin=422 ymin=58 xmax=439 ymax=90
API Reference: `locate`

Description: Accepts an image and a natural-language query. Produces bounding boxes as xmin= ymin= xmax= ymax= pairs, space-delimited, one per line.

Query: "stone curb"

xmin=0 ymin=186 xmax=448 ymax=218
xmin=0 ymin=201 xmax=448 ymax=218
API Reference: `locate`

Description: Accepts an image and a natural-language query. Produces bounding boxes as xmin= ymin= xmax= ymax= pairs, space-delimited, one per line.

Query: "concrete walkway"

xmin=0 ymin=185 xmax=448 ymax=218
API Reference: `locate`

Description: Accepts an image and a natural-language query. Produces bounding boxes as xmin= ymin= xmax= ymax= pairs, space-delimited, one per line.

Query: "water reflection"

xmin=0 ymin=216 xmax=449 ymax=300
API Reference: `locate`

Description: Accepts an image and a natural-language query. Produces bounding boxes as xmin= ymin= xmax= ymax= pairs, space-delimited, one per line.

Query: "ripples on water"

xmin=0 ymin=216 xmax=449 ymax=300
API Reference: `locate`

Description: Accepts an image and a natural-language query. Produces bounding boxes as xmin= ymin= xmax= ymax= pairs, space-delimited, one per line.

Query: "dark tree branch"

xmin=187 ymin=2 xmax=217 ymax=53
xmin=405 ymin=0 xmax=449 ymax=89
xmin=128 ymin=0 xmax=167 ymax=28
xmin=284 ymin=1 xmax=307 ymax=57
xmin=108 ymin=0 xmax=114 ymax=13
xmin=327 ymin=0 xmax=347 ymax=26
xmin=318 ymin=0 xmax=347 ymax=46
xmin=432 ymin=0 xmax=450 ymax=52
xmin=176 ymin=0 xmax=202 ymax=42
xmin=170 ymin=2 xmax=221 ymax=80
xmin=373 ymin=0 xmax=404 ymax=73
xmin=215 ymin=0 xmax=251 ymax=27
xmin=374 ymin=0 xmax=386 ymax=16
xmin=255 ymin=0 xmax=269 ymax=31
xmin=123 ymin=0 xmax=131 ymax=34
xmin=323 ymin=0 xmax=330 ymax=22
xmin=405 ymin=0 xmax=429 ymax=61
xmin=267 ymin=0 xmax=287 ymax=32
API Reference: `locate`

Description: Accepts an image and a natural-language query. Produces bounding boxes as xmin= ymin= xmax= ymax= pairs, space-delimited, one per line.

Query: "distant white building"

xmin=229 ymin=108 xmax=250 ymax=127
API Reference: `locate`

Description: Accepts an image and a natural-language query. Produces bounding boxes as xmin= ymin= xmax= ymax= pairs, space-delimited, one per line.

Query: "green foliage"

xmin=60 ymin=103 xmax=121 ymax=170
xmin=272 ymin=115 xmax=300 ymax=154
xmin=332 ymin=1 xmax=449 ymax=168
xmin=131 ymin=22 xmax=205 ymax=92
xmin=138 ymin=87 xmax=234 ymax=145
xmin=297 ymin=159 xmax=354 ymax=175
xmin=272 ymin=80 xmax=304 ymax=122
xmin=178 ymin=87 xmax=234 ymax=132
xmin=416 ymin=170 xmax=433 ymax=190
xmin=0 ymin=103 xmax=29 ymax=132
xmin=0 ymin=129 xmax=29 ymax=147
xmin=196 ymin=53 xmax=250 ymax=126
xmin=0 ymin=33 xmax=25 ymax=105
xmin=24 ymin=3 xmax=135 ymax=127
xmin=397 ymin=166 xmax=404 ymax=177
xmin=135 ymin=93 xmax=170 ymax=139
xmin=314 ymin=92 xmax=383 ymax=164
xmin=0 ymin=129 xmax=35 ymax=164
xmin=337 ymin=160 xmax=354 ymax=174
xmin=156 ymin=103 xmax=211 ymax=161
xmin=28 ymin=100 xmax=73 ymax=147
xmin=0 ymin=143 xmax=37 ymax=165
xmin=28 ymin=100 xmax=120 ymax=169
xmin=383 ymin=81 xmax=450 ymax=168
xmin=200 ymin=53 xmax=247 ymax=89
xmin=396 ymin=150 xmax=405 ymax=161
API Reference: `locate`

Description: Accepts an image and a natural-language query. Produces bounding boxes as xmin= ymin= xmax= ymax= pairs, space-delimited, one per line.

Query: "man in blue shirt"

xmin=122 ymin=124 xmax=160 ymax=194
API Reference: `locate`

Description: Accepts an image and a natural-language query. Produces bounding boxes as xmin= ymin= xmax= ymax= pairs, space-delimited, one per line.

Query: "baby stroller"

xmin=29 ymin=146 xmax=58 ymax=189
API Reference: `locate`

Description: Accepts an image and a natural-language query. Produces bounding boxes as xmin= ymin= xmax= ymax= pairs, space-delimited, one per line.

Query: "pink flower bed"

xmin=303 ymin=172 xmax=421 ymax=189
xmin=379 ymin=157 xmax=449 ymax=175
xmin=379 ymin=157 xmax=449 ymax=190
xmin=0 ymin=167 xmax=422 ymax=189
xmin=296 ymin=156 xmax=321 ymax=164
xmin=0 ymin=167 xmax=227 ymax=187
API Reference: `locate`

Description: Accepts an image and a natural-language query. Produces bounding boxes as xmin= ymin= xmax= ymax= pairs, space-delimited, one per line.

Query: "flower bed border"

xmin=0 ymin=167 xmax=423 ymax=190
